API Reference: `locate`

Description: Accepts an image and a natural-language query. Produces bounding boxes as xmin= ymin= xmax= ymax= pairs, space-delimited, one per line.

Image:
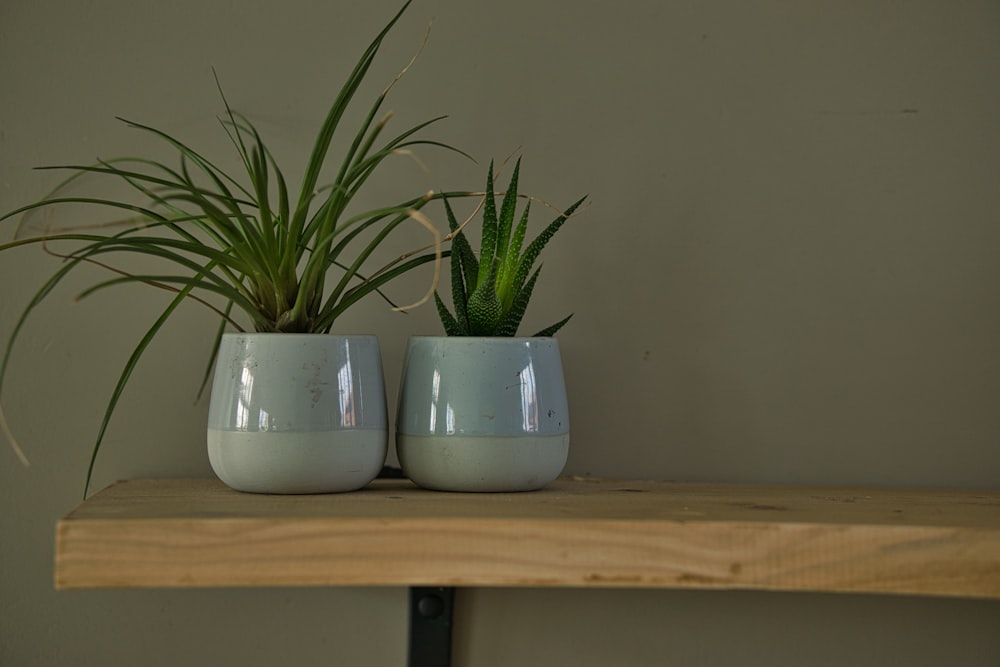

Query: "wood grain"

xmin=55 ymin=478 xmax=1000 ymax=598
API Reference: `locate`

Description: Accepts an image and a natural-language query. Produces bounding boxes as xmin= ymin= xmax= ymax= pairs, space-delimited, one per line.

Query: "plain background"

xmin=2 ymin=1 xmax=999 ymax=665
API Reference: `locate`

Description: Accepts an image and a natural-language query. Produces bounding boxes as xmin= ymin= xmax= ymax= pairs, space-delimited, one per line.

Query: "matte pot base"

xmin=397 ymin=433 xmax=569 ymax=492
xmin=208 ymin=429 xmax=387 ymax=494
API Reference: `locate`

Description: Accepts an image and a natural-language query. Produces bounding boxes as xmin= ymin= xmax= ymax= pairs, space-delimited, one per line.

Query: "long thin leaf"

xmin=74 ymin=274 xmax=250 ymax=326
xmin=117 ymin=116 xmax=254 ymax=201
xmin=287 ymin=1 xmax=412 ymax=251
xmin=319 ymin=251 xmax=441 ymax=328
xmin=82 ymin=279 xmax=202 ymax=497
xmin=318 ymin=208 xmax=420 ymax=325
xmin=196 ymin=299 xmax=236 ymax=402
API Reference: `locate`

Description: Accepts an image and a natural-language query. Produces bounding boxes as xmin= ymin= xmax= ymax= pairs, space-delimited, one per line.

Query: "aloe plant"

xmin=0 ymin=1 xmax=468 ymax=493
xmin=435 ymin=159 xmax=586 ymax=337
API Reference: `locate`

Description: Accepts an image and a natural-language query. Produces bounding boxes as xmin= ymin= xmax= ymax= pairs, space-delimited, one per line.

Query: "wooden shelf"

xmin=55 ymin=478 xmax=1000 ymax=599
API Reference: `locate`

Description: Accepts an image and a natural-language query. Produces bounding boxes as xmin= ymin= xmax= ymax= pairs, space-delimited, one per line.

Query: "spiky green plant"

xmin=435 ymin=159 xmax=586 ymax=337
xmin=0 ymin=1 xmax=468 ymax=494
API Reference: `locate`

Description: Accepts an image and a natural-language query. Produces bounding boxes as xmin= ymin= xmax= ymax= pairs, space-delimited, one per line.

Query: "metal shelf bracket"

xmin=408 ymin=586 xmax=455 ymax=667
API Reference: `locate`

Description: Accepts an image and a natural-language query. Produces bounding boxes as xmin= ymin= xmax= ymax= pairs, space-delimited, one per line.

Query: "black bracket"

xmin=408 ymin=587 xmax=455 ymax=667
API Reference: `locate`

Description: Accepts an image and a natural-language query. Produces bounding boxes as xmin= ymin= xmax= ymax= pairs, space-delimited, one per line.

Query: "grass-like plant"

xmin=0 ymin=1 xmax=467 ymax=493
xmin=435 ymin=158 xmax=586 ymax=337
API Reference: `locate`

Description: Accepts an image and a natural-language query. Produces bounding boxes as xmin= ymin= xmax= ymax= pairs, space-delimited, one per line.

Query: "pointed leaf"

xmin=493 ymin=157 xmax=520 ymax=291
xmin=445 ymin=200 xmax=479 ymax=296
xmin=533 ymin=313 xmax=573 ymax=337
xmin=442 ymin=197 xmax=471 ymax=331
xmin=476 ymin=161 xmax=499 ymax=286
xmin=510 ymin=195 xmax=586 ymax=296
xmin=434 ymin=291 xmax=465 ymax=336
xmin=495 ymin=265 xmax=542 ymax=337
xmin=498 ymin=199 xmax=530 ymax=311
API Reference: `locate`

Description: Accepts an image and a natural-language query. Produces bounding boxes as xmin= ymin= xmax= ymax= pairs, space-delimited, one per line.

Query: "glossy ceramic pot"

xmin=207 ymin=333 xmax=388 ymax=493
xmin=396 ymin=336 xmax=569 ymax=492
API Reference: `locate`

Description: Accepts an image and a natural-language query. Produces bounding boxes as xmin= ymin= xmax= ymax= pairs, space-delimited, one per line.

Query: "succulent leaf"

xmin=493 ymin=158 xmax=521 ymax=296
xmin=434 ymin=291 xmax=466 ymax=336
xmin=499 ymin=200 xmax=530 ymax=311
xmin=510 ymin=195 xmax=587 ymax=300
xmin=476 ymin=161 xmax=499 ymax=286
xmin=533 ymin=313 xmax=573 ymax=337
xmin=434 ymin=161 xmax=584 ymax=338
xmin=443 ymin=196 xmax=472 ymax=330
xmin=494 ymin=265 xmax=541 ymax=337
xmin=466 ymin=259 xmax=502 ymax=335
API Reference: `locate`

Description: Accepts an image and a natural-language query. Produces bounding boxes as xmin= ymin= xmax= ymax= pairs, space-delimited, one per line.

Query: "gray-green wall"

xmin=2 ymin=1 xmax=998 ymax=665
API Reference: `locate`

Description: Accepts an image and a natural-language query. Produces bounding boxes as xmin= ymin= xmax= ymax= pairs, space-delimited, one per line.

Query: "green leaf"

xmin=493 ymin=157 xmax=520 ymax=297
xmin=466 ymin=259 xmax=502 ymax=336
xmin=196 ymin=299 xmax=235 ymax=402
xmin=434 ymin=291 xmax=465 ymax=336
xmin=495 ymin=264 xmax=541 ymax=337
xmin=444 ymin=198 xmax=479 ymax=297
xmin=442 ymin=197 xmax=470 ymax=331
xmin=476 ymin=161 xmax=499 ymax=286
xmin=290 ymin=1 xmax=411 ymax=230
xmin=498 ymin=199 xmax=530 ymax=311
xmin=437 ymin=159 xmax=585 ymax=337
xmin=84 ymin=276 xmax=205 ymax=497
xmin=509 ymin=195 xmax=587 ymax=298
xmin=116 ymin=116 xmax=254 ymax=201
xmin=533 ymin=313 xmax=573 ymax=337
xmin=317 ymin=251 xmax=443 ymax=330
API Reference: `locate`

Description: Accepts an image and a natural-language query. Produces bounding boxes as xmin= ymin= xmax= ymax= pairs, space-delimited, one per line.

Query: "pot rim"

xmin=220 ymin=332 xmax=379 ymax=340
xmin=406 ymin=335 xmax=560 ymax=343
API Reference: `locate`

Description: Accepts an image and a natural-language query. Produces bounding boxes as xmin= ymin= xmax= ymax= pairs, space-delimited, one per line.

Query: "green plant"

xmin=435 ymin=158 xmax=586 ymax=337
xmin=0 ymin=1 xmax=466 ymax=493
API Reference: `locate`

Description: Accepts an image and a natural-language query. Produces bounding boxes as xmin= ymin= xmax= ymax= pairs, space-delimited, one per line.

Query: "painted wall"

xmin=2 ymin=1 xmax=998 ymax=664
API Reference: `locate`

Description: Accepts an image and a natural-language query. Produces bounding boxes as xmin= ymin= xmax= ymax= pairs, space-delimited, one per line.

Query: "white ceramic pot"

xmin=207 ymin=333 xmax=388 ymax=493
xmin=396 ymin=336 xmax=569 ymax=492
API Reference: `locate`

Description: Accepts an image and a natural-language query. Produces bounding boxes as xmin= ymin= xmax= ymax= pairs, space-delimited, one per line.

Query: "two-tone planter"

xmin=396 ymin=336 xmax=569 ymax=492
xmin=207 ymin=333 xmax=388 ymax=494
